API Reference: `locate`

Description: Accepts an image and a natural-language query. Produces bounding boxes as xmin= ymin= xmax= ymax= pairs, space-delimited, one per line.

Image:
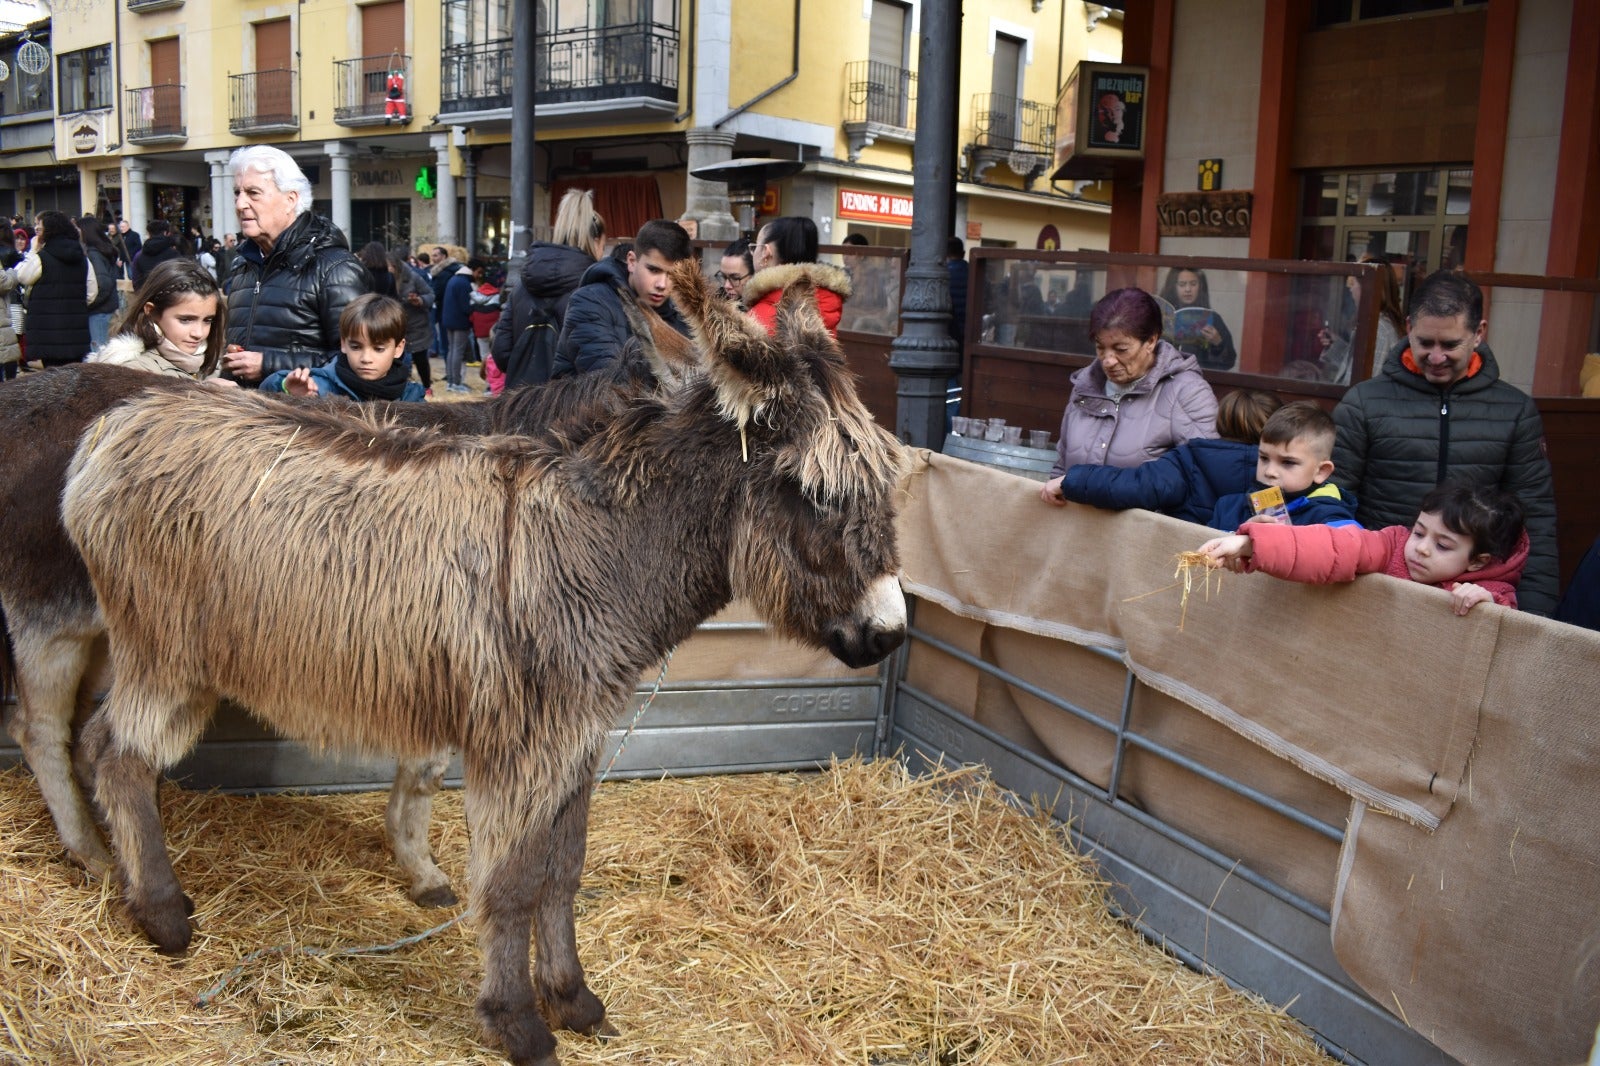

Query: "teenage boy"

xmin=1210 ymin=402 xmax=1359 ymax=530
xmin=553 ymin=219 xmax=693 ymax=378
xmin=262 ymin=293 xmax=426 ymax=402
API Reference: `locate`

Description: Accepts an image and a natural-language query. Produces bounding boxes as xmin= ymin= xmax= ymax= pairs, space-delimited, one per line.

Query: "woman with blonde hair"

xmin=489 ymin=188 xmax=606 ymax=391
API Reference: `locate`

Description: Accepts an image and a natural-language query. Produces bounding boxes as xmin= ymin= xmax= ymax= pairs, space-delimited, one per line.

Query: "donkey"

xmin=0 ymin=348 xmax=678 ymax=907
xmin=64 ymin=263 xmax=907 ymax=1066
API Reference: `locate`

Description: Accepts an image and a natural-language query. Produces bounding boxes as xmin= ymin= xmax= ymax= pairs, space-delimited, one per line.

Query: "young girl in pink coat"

xmin=1199 ymin=480 xmax=1527 ymax=615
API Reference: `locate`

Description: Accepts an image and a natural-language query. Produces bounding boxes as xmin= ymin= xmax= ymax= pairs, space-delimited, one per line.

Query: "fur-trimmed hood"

xmin=88 ymin=332 xmax=199 ymax=378
xmin=740 ymin=261 xmax=853 ymax=306
xmin=744 ymin=262 xmax=853 ymax=338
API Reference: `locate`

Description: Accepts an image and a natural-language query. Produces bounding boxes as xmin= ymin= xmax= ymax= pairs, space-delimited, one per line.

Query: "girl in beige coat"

xmin=89 ymin=259 xmax=227 ymax=379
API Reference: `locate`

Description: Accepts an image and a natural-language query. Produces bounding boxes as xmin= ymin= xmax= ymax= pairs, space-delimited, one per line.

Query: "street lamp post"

xmin=888 ymin=0 xmax=962 ymax=451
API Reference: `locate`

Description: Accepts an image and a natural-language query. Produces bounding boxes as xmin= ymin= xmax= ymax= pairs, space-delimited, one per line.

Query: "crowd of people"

xmin=1036 ymin=270 xmax=1575 ymax=621
xmin=0 ymin=152 xmax=1583 ymax=622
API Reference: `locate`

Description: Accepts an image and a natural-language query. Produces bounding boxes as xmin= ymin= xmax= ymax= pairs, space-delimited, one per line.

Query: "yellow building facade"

xmin=1 ymin=0 xmax=1120 ymax=255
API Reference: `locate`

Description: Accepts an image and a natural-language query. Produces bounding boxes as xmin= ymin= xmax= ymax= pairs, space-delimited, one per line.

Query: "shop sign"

xmin=1052 ymin=61 xmax=1149 ymax=181
xmin=837 ymin=187 xmax=913 ymax=227
xmin=1155 ymin=190 xmax=1253 ymax=238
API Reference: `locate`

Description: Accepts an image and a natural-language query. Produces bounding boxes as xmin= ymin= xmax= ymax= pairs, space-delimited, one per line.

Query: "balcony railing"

xmin=964 ymin=92 xmax=1055 ymax=185
xmin=539 ymin=23 xmax=678 ymax=105
xmin=844 ymin=60 xmax=916 ymax=129
xmin=229 ymin=69 xmax=298 ymax=135
xmin=969 ymin=92 xmax=1054 ymax=155
xmin=334 ymin=54 xmax=410 ymax=127
xmin=440 ymin=23 xmax=679 ymax=115
xmin=125 ymin=84 xmax=185 ymax=145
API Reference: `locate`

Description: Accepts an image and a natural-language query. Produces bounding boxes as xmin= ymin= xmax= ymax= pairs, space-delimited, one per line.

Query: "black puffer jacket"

xmin=491 ymin=241 xmax=596 ymax=370
xmin=25 ymin=239 xmax=91 ymax=365
xmin=224 ymin=213 xmax=371 ymax=383
xmin=131 ymin=235 xmax=180 ymax=287
xmin=1331 ymin=343 xmax=1559 ymax=615
xmin=552 ymin=256 xmax=690 ymax=379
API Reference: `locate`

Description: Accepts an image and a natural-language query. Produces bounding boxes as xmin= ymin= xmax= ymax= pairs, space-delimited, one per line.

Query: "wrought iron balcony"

xmin=127 ymin=0 xmax=183 ymax=11
xmin=964 ymin=92 xmax=1056 ymax=186
xmin=440 ymin=23 xmax=678 ymax=119
xmin=229 ymin=69 xmax=298 ymax=135
xmin=842 ymin=59 xmax=917 ymax=162
xmin=125 ymin=84 xmax=185 ymax=145
xmin=334 ymin=54 xmax=410 ymax=127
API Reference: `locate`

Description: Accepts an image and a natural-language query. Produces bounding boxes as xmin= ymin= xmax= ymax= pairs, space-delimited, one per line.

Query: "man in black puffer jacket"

xmin=220 ymin=145 xmax=371 ymax=386
xmin=1332 ymin=270 xmax=1558 ymax=615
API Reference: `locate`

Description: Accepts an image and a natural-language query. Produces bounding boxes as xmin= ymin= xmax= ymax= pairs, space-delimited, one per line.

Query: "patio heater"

xmin=688 ymin=158 xmax=805 ymax=241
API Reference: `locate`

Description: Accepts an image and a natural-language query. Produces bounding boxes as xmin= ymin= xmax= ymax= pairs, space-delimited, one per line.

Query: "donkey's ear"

xmin=773 ymin=275 xmax=839 ymax=359
xmin=669 ymin=258 xmax=796 ymax=425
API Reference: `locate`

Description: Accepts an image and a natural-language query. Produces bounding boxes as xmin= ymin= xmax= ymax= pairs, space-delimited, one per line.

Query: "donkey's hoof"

xmin=410 ymin=882 xmax=459 ymax=909
xmin=478 ymin=996 xmax=558 ymax=1066
xmin=537 ymin=981 xmax=609 ymax=1036
xmin=134 ymin=906 xmax=192 ymax=956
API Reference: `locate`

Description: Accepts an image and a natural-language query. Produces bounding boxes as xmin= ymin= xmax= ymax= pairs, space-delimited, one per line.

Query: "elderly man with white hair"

xmin=220 ymin=145 xmax=372 ymax=386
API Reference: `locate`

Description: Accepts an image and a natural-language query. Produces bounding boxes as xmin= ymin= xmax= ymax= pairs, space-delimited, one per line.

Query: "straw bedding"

xmin=0 ymin=758 xmax=1329 ymax=1065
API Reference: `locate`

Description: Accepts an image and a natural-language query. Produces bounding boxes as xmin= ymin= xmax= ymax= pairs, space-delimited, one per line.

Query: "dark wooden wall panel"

xmin=1291 ymin=12 xmax=1486 ymax=170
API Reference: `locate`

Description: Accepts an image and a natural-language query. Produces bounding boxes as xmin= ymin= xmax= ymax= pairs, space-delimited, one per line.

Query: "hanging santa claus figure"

xmin=386 ymin=67 xmax=407 ymax=123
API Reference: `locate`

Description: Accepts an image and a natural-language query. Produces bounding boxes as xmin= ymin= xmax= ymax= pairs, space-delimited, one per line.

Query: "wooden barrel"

xmin=940 ymin=435 xmax=1057 ymax=481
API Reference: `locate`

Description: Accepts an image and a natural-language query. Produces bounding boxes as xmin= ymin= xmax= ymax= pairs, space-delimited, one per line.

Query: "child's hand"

xmin=1039 ymin=476 xmax=1067 ymax=507
xmin=1449 ymin=582 xmax=1493 ymax=616
xmin=1240 ymin=513 xmax=1281 ymax=525
xmin=1199 ymin=534 xmax=1252 ymax=572
xmin=283 ymin=367 xmax=318 ymax=397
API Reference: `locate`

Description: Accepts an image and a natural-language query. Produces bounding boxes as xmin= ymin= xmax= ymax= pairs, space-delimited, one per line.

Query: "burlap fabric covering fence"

xmin=895 ymin=449 xmax=1600 ymax=1066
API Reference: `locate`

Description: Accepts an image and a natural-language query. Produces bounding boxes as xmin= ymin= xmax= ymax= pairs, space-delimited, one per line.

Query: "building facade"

xmin=1 ymin=0 xmax=1123 ymax=259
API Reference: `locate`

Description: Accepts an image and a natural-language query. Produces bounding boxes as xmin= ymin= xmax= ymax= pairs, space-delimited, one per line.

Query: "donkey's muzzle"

xmin=825 ymin=574 xmax=907 ymax=668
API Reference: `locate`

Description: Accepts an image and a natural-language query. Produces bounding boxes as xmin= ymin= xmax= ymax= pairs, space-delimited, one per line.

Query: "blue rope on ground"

xmin=193 ymin=913 xmax=464 ymax=1008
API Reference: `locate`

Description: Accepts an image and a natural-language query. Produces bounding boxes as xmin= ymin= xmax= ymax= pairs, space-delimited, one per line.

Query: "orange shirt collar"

xmin=1400 ymin=347 xmax=1483 ymax=380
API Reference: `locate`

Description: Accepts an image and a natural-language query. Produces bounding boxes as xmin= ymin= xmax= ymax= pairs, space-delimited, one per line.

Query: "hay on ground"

xmin=0 ymin=759 xmax=1331 ymax=1065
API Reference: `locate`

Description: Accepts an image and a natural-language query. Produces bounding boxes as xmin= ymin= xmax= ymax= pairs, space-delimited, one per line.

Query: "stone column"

xmin=681 ymin=127 xmax=739 ymax=242
xmin=431 ymin=132 xmax=457 ymax=247
xmin=325 ymin=142 xmax=355 ymax=243
xmin=204 ymin=151 xmax=230 ymax=241
xmin=678 ymin=0 xmax=738 ymax=241
xmin=462 ymin=148 xmax=478 ymax=257
xmin=888 ymin=0 xmax=961 ymax=450
xmin=125 ymin=160 xmax=151 ymax=237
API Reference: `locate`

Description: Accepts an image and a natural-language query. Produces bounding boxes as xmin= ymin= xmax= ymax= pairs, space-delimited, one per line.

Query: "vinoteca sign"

xmin=1155 ymin=191 xmax=1253 ymax=238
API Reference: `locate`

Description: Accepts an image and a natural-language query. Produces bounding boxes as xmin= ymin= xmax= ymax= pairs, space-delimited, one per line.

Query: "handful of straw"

xmin=1123 ymin=550 xmax=1225 ymax=630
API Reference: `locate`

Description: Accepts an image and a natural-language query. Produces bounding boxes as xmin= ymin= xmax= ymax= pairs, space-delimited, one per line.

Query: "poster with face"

xmin=1086 ymin=70 xmax=1146 ymax=151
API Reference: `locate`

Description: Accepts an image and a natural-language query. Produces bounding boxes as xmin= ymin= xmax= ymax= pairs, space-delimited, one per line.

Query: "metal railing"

xmin=441 ymin=23 xmax=679 ymax=113
xmin=540 ymin=22 xmax=678 ymax=104
xmin=124 ymin=84 xmax=184 ymax=143
xmin=968 ymin=91 xmax=1055 ymax=155
xmin=843 ymin=59 xmax=916 ymax=129
xmin=228 ymin=69 xmax=298 ymax=134
xmin=334 ymin=54 xmax=410 ymax=126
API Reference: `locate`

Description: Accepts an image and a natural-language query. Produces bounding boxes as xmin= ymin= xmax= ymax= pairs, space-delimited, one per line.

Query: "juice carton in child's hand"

xmin=1249 ymin=485 xmax=1290 ymax=524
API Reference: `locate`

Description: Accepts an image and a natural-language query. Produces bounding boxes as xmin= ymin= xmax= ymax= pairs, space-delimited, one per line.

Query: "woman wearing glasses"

xmin=716 ymin=239 xmax=754 ymax=306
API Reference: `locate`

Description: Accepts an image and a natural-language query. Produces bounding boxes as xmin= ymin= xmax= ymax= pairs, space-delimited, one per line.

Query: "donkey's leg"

xmin=532 ymin=769 xmax=611 ymax=1037
xmin=386 ymin=750 xmax=458 ymax=907
xmin=8 ymin=621 xmax=113 ymax=875
xmin=90 ymin=689 xmax=215 ymax=956
xmin=465 ymin=766 xmax=560 ymax=1066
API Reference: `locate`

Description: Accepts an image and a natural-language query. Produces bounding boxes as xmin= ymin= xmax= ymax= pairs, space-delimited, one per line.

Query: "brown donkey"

xmin=0 ymin=355 xmax=676 ymax=906
xmin=65 ymin=264 xmax=908 ymax=1066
